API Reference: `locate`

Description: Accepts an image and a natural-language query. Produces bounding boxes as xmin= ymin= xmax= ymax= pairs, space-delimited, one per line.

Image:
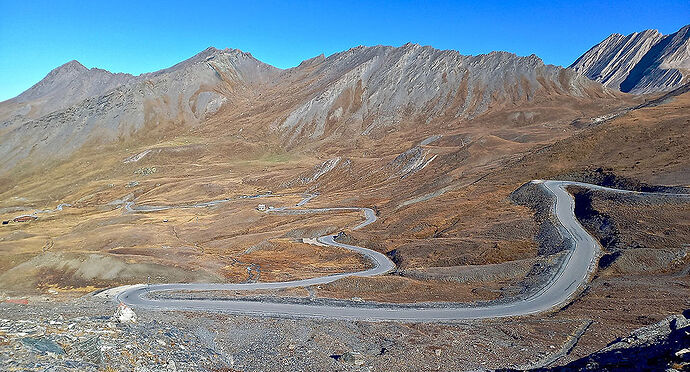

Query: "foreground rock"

xmin=526 ymin=311 xmax=690 ymax=371
xmin=0 ymin=295 xmax=595 ymax=371
xmin=115 ymin=302 xmax=137 ymax=323
xmin=341 ymin=350 xmax=365 ymax=366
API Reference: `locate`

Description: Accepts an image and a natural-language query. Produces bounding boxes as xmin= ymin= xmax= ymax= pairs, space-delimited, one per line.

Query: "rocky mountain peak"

xmin=1 ymin=58 xmax=135 ymax=120
xmin=571 ymin=24 xmax=689 ymax=93
xmin=401 ymin=42 xmax=421 ymax=49
xmin=149 ymin=46 xmax=281 ymax=85
xmin=657 ymin=25 xmax=690 ymax=70
xmin=296 ymin=54 xmax=325 ymax=68
xmin=186 ymin=46 xmax=254 ymax=63
xmin=21 ymin=60 xmax=91 ymax=99
xmin=52 ymin=59 xmax=88 ymax=74
xmin=277 ymin=43 xmax=606 ymax=145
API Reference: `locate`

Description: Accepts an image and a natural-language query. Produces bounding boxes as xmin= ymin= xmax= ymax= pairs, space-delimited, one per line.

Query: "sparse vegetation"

xmin=1 ymin=26 xmax=689 ymax=370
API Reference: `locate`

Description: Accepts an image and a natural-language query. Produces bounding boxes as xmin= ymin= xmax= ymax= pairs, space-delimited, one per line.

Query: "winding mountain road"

xmin=113 ymin=180 xmax=687 ymax=321
xmin=10 ymin=203 xmax=72 ymax=221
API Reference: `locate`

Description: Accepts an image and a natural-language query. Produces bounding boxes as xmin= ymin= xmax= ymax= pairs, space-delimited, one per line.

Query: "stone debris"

xmin=342 ymin=351 xmax=365 ymax=366
xmin=4 ymin=297 xmax=686 ymax=371
xmin=551 ymin=313 xmax=690 ymax=371
xmin=123 ymin=149 xmax=153 ymax=163
xmin=134 ymin=167 xmax=157 ymax=176
xmin=676 ymin=347 xmax=690 ymax=362
xmin=115 ymin=303 xmax=137 ymax=323
xmin=68 ymin=335 xmax=102 ymax=364
xmin=21 ymin=336 xmax=65 ymax=356
xmin=0 ymin=310 xmax=229 ymax=371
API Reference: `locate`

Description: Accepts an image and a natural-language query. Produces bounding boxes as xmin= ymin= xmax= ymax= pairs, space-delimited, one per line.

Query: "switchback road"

xmin=113 ymin=181 xmax=687 ymax=321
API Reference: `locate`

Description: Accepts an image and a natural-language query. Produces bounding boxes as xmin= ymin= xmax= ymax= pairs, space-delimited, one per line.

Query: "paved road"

xmin=11 ymin=203 xmax=72 ymax=220
xmin=114 ymin=181 xmax=684 ymax=321
xmin=122 ymin=193 xmax=278 ymax=213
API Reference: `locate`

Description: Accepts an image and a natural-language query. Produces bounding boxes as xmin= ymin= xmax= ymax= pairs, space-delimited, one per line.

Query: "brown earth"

xmin=0 ymin=71 xmax=689 ymax=368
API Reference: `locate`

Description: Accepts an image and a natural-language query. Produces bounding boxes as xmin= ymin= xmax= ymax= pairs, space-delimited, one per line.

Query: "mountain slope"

xmin=0 ymin=60 xmax=135 ymax=122
xmin=0 ymin=47 xmax=279 ymax=173
xmin=274 ymin=44 xmax=608 ymax=145
xmin=571 ymin=24 xmax=690 ymax=93
xmin=0 ymin=44 xmax=619 ymax=177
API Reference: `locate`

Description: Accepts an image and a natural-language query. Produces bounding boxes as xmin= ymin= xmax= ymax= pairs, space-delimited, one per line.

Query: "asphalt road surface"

xmin=114 ymin=181 xmax=683 ymax=321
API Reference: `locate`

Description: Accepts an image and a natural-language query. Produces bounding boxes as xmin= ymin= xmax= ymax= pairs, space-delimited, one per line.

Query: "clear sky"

xmin=1 ymin=0 xmax=689 ymax=101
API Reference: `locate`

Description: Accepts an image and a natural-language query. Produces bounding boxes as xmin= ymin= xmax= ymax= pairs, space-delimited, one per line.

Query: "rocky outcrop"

xmin=570 ymin=30 xmax=663 ymax=91
xmin=388 ymin=146 xmax=436 ymax=179
xmin=549 ymin=312 xmax=690 ymax=371
xmin=571 ymin=24 xmax=690 ymax=93
xmin=114 ymin=303 xmax=137 ymax=323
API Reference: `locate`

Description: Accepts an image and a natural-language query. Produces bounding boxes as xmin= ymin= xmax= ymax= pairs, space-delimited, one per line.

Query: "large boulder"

xmin=342 ymin=351 xmax=365 ymax=366
xmin=114 ymin=303 xmax=137 ymax=323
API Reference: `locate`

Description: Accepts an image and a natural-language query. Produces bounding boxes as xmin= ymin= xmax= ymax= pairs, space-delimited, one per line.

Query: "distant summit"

xmin=571 ymin=24 xmax=690 ymax=94
xmin=2 ymin=59 xmax=135 ymax=122
xmin=52 ymin=59 xmax=88 ymax=73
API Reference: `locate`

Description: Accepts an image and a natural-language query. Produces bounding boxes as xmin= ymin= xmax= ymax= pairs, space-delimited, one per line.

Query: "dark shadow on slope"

xmin=561 ymin=168 xmax=690 ymax=194
xmin=619 ymin=34 xmax=673 ymax=93
xmin=570 ymin=189 xmax=621 ymax=269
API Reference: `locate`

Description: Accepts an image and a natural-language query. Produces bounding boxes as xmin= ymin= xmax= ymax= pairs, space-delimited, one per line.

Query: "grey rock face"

xmin=389 ymin=146 xmax=436 ymax=179
xmin=551 ymin=313 xmax=690 ymax=371
xmin=570 ymin=30 xmax=664 ymax=90
xmin=0 ymin=47 xmax=279 ymax=173
xmin=20 ymin=336 xmax=65 ymax=355
xmin=571 ymin=24 xmax=690 ymax=94
xmin=278 ymin=43 xmax=602 ymax=144
xmin=0 ymin=60 xmax=136 ymax=122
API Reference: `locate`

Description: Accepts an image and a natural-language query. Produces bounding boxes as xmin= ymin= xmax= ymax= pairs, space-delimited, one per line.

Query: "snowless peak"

xmin=206 ymin=46 xmax=256 ymax=58
xmin=0 ymin=41 xmax=607 ymax=174
xmin=51 ymin=60 xmax=88 ymax=75
xmin=297 ymin=54 xmax=326 ymax=68
xmin=8 ymin=57 xmax=133 ymax=110
xmin=151 ymin=46 xmax=258 ymax=75
xmin=401 ymin=42 xmax=421 ymax=49
xmin=61 ymin=59 xmax=86 ymax=69
xmin=571 ymin=23 xmax=690 ymax=93
xmin=526 ymin=53 xmax=544 ymax=64
xmin=187 ymin=46 xmax=226 ymax=62
xmin=182 ymin=46 xmax=265 ymax=67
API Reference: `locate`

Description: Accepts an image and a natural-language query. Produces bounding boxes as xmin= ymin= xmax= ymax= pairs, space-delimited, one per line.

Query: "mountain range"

xmin=1 ymin=21 xmax=690 ymax=371
xmin=2 ymin=25 xmax=688 ymax=179
xmin=571 ymin=24 xmax=690 ymax=93
xmin=2 ymin=25 xmax=688 ymax=177
xmin=0 ymin=43 xmax=614 ymax=175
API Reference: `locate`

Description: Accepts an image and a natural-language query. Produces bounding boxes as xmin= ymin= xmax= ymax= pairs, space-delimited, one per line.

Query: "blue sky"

xmin=1 ymin=0 xmax=688 ymax=101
